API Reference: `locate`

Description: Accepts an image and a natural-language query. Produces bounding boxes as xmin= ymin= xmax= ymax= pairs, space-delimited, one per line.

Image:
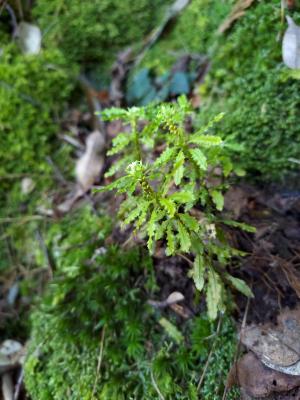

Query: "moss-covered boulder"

xmin=32 ymin=0 xmax=170 ymax=65
xmin=138 ymin=0 xmax=300 ymax=181
xmin=197 ymin=0 xmax=300 ymax=180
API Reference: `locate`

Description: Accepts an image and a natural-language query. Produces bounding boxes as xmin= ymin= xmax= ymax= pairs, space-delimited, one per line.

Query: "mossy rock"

xmin=138 ymin=0 xmax=300 ymax=181
xmin=196 ymin=0 xmax=300 ymax=181
xmin=32 ymin=0 xmax=171 ymax=66
xmin=24 ymin=209 xmax=238 ymax=399
xmin=140 ymin=0 xmax=234 ymax=73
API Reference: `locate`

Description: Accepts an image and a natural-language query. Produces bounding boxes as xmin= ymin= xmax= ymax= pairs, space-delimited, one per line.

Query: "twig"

xmin=13 ymin=369 xmax=24 ymax=400
xmin=197 ymin=315 xmax=222 ymax=392
xmin=150 ymin=370 xmax=165 ymax=400
xmin=91 ymin=326 xmax=106 ymax=399
xmin=222 ymin=296 xmax=250 ymax=400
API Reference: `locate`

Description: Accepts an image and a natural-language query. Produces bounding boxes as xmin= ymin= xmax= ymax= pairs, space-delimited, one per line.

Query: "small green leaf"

xmin=170 ymin=192 xmax=194 ymax=203
xmin=166 ymin=224 xmax=175 ymax=255
xmin=174 ymin=164 xmax=184 ymax=186
xmin=147 ymin=209 xmax=158 ymax=252
xmin=178 ymin=213 xmax=199 ymax=232
xmin=222 ymin=220 xmax=256 ymax=233
xmin=107 ymin=133 xmax=131 ymax=155
xmin=177 ymin=221 xmax=191 ymax=252
xmin=206 ymin=269 xmax=223 ymax=320
xmin=173 ymin=150 xmax=185 ymax=186
xmin=190 ymin=148 xmax=207 ymax=170
xmin=100 ymin=107 xmax=128 ymax=121
xmin=226 ymin=275 xmax=254 ymax=298
xmin=189 ymin=135 xmax=222 ymax=147
xmin=193 ymin=254 xmax=205 ymax=292
xmin=211 ymin=190 xmax=224 ymax=211
xmin=154 ymin=147 xmax=176 ymax=167
xmin=155 ymin=220 xmax=168 ymax=241
xmin=159 ymin=317 xmax=183 ymax=344
xmin=160 ymin=198 xmax=176 ymax=217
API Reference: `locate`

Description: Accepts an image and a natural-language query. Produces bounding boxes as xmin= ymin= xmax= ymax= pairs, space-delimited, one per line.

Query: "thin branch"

xmin=92 ymin=326 xmax=106 ymax=399
xmin=197 ymin=315 xmax=222 ymax=392
xmin=150 ymin=370 xmax=165 ymax=400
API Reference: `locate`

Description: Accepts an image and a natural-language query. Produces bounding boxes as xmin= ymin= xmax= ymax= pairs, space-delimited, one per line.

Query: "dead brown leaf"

xmin=228 ymin=352 xmax=300 ymax=398
xmin=241 ymin=307 xmax=300 ymax=369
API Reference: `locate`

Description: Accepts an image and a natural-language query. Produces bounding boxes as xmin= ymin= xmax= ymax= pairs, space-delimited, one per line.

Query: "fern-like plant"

xmin=97 ymin=96 xmax=254 ymax=319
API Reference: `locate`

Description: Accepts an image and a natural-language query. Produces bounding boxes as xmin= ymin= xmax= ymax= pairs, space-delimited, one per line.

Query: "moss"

xmin=196 ymin=0 xmax=300 ymax=181
xmin=24 ymin=211 xmax=238 ymax=399
xmin=33 ymin=0 xmax=171 ymax=66
xmin=140 ymin=0 xmax=234 ymax=73
xmin=0 ymin=44 xmax=75 ymax=189
xmin=137 ymin=0 xmax=300 ymax=180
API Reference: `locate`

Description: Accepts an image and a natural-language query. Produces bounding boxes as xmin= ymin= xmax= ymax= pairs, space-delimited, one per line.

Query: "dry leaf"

xmin=2 ymin=373 xmax=13 ymax=400
xmin=17 ymin=22 xmax=41 ymax=55
xmin=75 ymin=130 xmax=105 ymax=193
xmin=241 ymin=308 xmax=300 ymax=369
xmin=228 ymin=352 xmax=300 ymax=398
xmin=282 ymin=16 xmax=300 ymax=69
xmin=0 ymin=340 xmax=24 ymax=374
xmin=218 ymin=0 xmax=255 ymax=34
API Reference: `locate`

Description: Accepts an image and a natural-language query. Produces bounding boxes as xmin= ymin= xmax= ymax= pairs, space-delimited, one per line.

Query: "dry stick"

xmin=197 ymin=315 xmax=222 ymax=392
xmin=91 ymin=326 xmax=106 ymax=399
xmin=150 ymin=370 xmax=165 ymax=400
xmin=13 ymin=369 xmax=24 ymax=400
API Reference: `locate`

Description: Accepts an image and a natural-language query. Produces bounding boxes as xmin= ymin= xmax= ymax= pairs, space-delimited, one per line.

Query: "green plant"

xmin=98 ymin=96 xmax=253 ymax=319
xmin=24 ymin=235 xmax=239 ymax=399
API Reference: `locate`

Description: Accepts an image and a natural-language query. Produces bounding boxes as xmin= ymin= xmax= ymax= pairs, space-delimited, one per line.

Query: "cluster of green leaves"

xmin=98 ymin=96 xmax=253 ymax=319
xmin=32 ymin=0 xmax=170 ymax=65
xmin=24 ymin=230 xmax=238 ymax=399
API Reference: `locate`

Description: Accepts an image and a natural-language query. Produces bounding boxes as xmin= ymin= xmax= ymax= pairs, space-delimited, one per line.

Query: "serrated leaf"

xmin=159 ymin=318 xmax=183 ymax=344
xmin=222 ymin=219 xmax=256 ymax=233
xmin=100 ymin=107 xmax=128 ymax=121
xmin=190 ymin=148 xmax=207 ymax=170
xmin=226 ymin=275 xmax=254 ymax=298
xmin=147 ymin=210 xmax=158 ymax=252
xmin=189 ymin=135 xmax=222 ymax=147
xmin=178 ymin=213 xmax=199 ymax=232
xmin=155 ymin=220 xmax=168 ymax=241
xmin=193 ymin=254 xmax=205 ymax=292
xmin=154 ymin=147 xmax=176 ymax=167
xmin=173 ymin=150 xmax=185 ymax=185
xmin=195 ymin=113 xmax=225 ymax=135
xmin=124 ymin=200 xmax=150 ymax=226
xmin=211 ymin=190 xmax=224 ymax=211
xmin=206 ymin=269 xmax=223 ymax=320
xmin=104 ymin=157 xmax=130 ymax=178
xmin=107 ymin=133 xmax=131 ymax=155
xmin=170 ymin=191 xmax=194 ymax=203
xmin=177 ymin=221 xmax=191 ymax=252
xmin=166 ymin=224 xmax=175 ymax=256
xmin=160 ymin=198 xmax=176 ymax=217
xmin=174 ymin=164 xmax=184 ymax=186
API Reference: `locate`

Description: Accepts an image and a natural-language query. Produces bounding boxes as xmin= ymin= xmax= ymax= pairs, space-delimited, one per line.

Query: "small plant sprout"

xmin=96 ymin=96 xmax=254 ymax=319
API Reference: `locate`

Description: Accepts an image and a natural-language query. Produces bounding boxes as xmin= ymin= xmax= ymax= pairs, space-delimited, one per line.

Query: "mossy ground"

xmin=2 ymin=1 xmax=299 ymax=398
xmin=24 ymin=208 xmax=239 ymax=400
